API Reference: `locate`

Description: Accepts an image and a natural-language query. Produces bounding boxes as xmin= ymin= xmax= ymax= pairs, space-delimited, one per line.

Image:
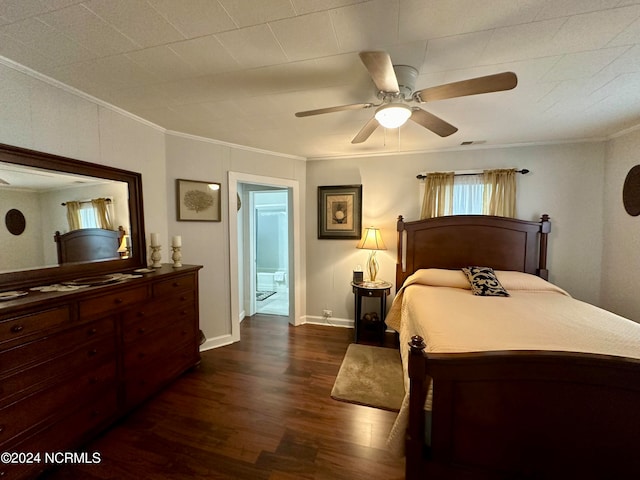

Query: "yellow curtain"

xmin=91 ymin=198 xmax=114 ymax=230
xmin=420 ymin=172 xmax=455 ymax=219
xmin=65 ymin=201 xmax=81 ymax=231
xmin=483 ymin=168 xmax=516 ymax=217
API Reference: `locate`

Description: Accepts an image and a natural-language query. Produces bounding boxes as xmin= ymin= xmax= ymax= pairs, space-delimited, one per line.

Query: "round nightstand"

xmin=351 ymin=280 xmax=392 ymax=344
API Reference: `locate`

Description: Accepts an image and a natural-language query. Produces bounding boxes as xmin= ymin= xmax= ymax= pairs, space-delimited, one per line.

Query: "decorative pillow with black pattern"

xmin=461 ymin=266 xmax=510 ymax=297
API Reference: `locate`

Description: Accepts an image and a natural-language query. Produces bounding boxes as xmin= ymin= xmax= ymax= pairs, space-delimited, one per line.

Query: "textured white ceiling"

xmin=1 ymin=0 xmax=640 ymax=158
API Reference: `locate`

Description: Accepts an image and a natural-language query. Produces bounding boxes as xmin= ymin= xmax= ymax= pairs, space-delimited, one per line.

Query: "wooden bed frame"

xmin=396 ymin=214 xmax=640 ymax=479
xmin=54 ymin=226 xmax=125 ymax=264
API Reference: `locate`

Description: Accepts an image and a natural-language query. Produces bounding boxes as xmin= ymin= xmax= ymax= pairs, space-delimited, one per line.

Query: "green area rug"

xmin=331 ymin=343 xmax=404 ymax=412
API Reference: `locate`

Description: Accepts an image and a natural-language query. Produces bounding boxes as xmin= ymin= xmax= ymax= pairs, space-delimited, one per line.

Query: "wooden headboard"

xmin=396 ymin=214 xmax=551 ymax=288
xmin=54 ymin=227 xmax=125 ymax=264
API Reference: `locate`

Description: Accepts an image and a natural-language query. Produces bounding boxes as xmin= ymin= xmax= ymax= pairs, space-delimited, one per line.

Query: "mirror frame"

xmin=0 ymin=143 xmax=147 ymax=290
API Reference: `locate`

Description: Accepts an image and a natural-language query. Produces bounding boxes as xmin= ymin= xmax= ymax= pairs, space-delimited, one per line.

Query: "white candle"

xmin=150 ymin=233 xmax=159 ymax=246
xmin=172 ymin=235 xmax=182 ymax=247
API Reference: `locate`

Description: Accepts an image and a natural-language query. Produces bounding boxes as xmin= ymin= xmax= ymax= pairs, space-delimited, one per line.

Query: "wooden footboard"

xmin=406 ymin=336 xmax=640 ymax=480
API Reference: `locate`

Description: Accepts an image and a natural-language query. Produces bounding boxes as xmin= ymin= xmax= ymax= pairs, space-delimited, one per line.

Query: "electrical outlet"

xmin=322 ymin=309 xmax=332 ymax=318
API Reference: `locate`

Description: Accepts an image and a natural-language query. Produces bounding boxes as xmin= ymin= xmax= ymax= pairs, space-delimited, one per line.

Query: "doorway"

xmin=228 ymin=171 xmax=302 ymax=344
xmin=252 ymin=189 xmax=289 ymax=316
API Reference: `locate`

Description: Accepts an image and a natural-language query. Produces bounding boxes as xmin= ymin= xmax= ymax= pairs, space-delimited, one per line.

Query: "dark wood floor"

xmin=42 ymin=315 xmax=405 ymax=479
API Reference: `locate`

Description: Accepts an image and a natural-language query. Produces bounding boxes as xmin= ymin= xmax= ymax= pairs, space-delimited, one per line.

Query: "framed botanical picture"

xmin=317 ymin=184 xmax=362 ymax=239
xmin=176 ymin=179 xmax=221 ymax=222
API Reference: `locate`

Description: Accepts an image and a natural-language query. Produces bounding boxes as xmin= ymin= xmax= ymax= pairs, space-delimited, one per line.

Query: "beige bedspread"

xmin=385 ymin=269 xmax=640 ymax=456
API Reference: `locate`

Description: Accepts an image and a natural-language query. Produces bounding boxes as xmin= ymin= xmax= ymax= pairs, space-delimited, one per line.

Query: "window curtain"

xmin=483 ymin=168 xmax=516 ymax=217
xmin=91 ymin=198 xmax=114 ymax=230
xmin=420 ymin=172 xmax=455 ymax=219
xmin=65 ymin=201 xmax=81 ymax=231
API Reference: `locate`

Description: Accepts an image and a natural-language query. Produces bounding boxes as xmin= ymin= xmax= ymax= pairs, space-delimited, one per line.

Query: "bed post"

xmin=407 ymin=335 xmax=428 ymax=480
xmin=396 ymin=215 xmax=405 ymax=288
xmin=538 ymin=214 xmax=551 ymax=280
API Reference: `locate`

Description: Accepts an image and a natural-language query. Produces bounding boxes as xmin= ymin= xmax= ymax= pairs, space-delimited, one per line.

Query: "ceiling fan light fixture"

xmin=374 ymin=103 xmax=412 ymax=128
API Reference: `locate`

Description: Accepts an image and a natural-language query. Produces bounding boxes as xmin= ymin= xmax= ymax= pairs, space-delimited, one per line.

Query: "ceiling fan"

xmin=295 ymin=51 xmax=517 ymax=144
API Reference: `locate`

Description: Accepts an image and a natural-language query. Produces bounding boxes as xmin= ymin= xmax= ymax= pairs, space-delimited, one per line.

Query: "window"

xmin=452 ymin=175 xmax=483 ymax=215
xmin=78 ymin=203 xmax=100 ymax=228
xmin=420 ymin=169 xmax=517 ymax=219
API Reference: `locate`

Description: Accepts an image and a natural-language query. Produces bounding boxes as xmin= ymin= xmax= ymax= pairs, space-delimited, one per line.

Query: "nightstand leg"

xmin=380 ymin=295 xmax=387 ymax=346
xmin=354 ymin=294 xmax=361 ymax=343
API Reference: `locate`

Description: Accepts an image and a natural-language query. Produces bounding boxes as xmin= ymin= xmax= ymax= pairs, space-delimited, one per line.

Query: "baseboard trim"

xmin=200 ymin=333 xmax=234 ymax=352
xmin=301 ymin=316 xmax=354 ymax=328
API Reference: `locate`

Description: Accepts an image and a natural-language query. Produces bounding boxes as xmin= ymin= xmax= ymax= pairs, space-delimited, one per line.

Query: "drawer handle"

xmin=172 ymin=281 xmax=180 ymax=287
xmin=367 ymin=291 xmax=373 ymax=296
xmin=114 ymin=298 xmax=124 ymax=304
xmin=88 ymin=348 xmax=98 ymax=357
xmin=0 ymin=425 xmax=4 ymax=434
xmin=137 ymin=327 xmax=146 ymax=334
xmin=88 ymin=327 xmax=98 ymax=335
xmin=180 ymin=296 xmax=187 ymax=301
xmin=137 ymin=311 xmax=146 ymax=317
xmin=180 ymin=310 xmax=187 ymax=315
xmin=10 ymin=324 xmax=24 ymax=333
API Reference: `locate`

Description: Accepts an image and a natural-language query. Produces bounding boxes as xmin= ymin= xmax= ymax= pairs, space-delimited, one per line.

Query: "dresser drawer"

xmin=122 ymin=303 xmax=195 ymax=344
xmin=1 ymin=389 xmax=118 ymax=480
xmin=123 ymin=318 xmax=196 ymax=370
xmin=152 ymin=274 xmax=196 ymax=298
xmin=124 ymin=345 xmax=196 ymax=410
xmin=0 ymin=317 xmax=115 ymax=376
xmin=1 ymin=334 xmax=116 ymax=406
xmin=0 ymin=360 xmax=116 ymax=448
xmin=0 ymin=306 xmax=71 ymax=347
xmin=79 ymin=285 xmax=148 ymax=318
xmin=122 ymin=289 xmax=194 ymax=324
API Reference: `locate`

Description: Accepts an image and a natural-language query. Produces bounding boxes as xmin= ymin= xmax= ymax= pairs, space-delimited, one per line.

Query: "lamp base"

xmin=367 ymin=250 xmax=379 ymax=282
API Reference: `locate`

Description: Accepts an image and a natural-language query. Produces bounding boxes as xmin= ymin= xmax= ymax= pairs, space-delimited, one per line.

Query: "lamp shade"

xmin=374 ymin=104 xmax=412 ymax=129
xmin=356 ymin=227 xmax=387 ymax=251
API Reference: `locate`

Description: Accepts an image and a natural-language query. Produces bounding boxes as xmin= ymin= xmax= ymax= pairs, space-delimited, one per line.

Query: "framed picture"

xmin=176 ymin=179 xmax=221 ymax=222
xmin=318 ymin=184 xmax=362 ymax=239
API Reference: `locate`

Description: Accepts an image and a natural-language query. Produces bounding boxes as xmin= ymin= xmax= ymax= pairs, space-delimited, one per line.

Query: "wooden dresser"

xmin=0 ymin=264 xmax=201 ymax=479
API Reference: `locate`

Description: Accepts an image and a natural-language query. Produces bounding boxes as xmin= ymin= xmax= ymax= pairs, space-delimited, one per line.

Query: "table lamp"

xmin=356 ymin=227 xmax=386 ymax=283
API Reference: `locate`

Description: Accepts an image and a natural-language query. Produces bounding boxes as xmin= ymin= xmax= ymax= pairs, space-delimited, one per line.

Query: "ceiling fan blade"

xmin=359 ymin=51 xmax=399 ymax=93
xmin=410 ymin=108 xmax=458 ymax=137
xmin=295 ymin=103 xmax=373 ymax=117
xmin=414 ymin=72 xmax=517 ymax=103
xmin=351 ymin=117 xmax=379 ymax=144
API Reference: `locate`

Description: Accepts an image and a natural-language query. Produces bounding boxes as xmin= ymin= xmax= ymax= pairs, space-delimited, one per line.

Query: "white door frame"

xmin=228 ymin=172 xmax=302 ymax=343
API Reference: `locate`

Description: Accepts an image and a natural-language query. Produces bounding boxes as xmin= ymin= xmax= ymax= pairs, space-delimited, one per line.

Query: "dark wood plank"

xmin=41 ymin=315 xmax=405 ymax=480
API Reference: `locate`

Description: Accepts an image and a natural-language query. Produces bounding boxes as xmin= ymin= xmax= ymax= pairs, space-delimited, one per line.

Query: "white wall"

xmin=305 ymin=142 xmax=606 ymax=324
xmin=601 ymin=128 xmax=640 ymax=322
xmin=0 ymin=189 xmax=44 ymax=271
xmin=164 ymin=133 xmax=306 ymax=349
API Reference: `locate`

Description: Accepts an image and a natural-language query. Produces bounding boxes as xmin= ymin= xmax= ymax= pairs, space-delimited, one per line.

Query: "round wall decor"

xmin=5 ymin=209 xmax=26 ymax=235
xmin=623 ymin=165 xmax=640 ymax=216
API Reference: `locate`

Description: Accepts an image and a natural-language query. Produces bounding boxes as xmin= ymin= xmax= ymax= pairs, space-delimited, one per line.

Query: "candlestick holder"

xmin=171 ymin=246 xmax=182 ymax=268
xmin=150 ymin=245 xmax=162 ymax=268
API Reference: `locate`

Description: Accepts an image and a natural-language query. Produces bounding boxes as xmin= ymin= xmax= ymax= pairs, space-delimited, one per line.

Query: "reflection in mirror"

xmin=0 ymin=161 xmax=131 ymax=273
xmin=0 ymin=143 xmax=146 ymax=290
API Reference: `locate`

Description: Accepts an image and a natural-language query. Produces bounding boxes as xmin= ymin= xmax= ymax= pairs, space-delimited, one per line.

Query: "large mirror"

xmin=0 ymin=143 xmax=146 ymax=290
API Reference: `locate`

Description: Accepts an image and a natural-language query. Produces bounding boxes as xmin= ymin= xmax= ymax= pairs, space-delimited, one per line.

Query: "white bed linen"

xmin=385 ymin=269 xmax=640 ymax=456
